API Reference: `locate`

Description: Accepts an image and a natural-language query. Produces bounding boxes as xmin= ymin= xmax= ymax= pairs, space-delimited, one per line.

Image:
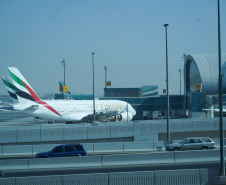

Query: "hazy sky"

xmin=0 ymin=0 xmax=226 ymax=96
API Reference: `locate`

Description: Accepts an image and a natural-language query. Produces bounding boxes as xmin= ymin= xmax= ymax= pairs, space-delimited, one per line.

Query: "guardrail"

xmin=0 ymin=150 xmax=223 ymax=172
xmin=0 ymin=168 xmax=218 ymax=185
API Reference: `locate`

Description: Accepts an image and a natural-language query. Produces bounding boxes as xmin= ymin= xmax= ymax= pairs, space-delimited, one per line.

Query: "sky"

xmin=0 ymin=0 xmax=226 ymax=97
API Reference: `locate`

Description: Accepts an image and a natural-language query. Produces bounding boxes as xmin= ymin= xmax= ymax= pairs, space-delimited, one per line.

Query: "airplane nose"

xmin=132 ymin=108 xmax=136 ymax=116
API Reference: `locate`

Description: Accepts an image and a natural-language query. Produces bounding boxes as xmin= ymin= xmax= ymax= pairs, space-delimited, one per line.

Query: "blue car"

xmin=0 ymin=170 xmax=4 ymax=178
xmin=35 ymin=144 xmax=87 ymax=158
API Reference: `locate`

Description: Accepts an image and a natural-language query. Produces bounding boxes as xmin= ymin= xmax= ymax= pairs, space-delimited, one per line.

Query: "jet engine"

xmin=110 ymin=116 xmax=117 ymax=122
xmin=116 ymin=112 xmax=133 ymax=121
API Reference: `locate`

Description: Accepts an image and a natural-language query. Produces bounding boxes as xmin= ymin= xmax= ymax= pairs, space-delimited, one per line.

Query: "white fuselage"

xmin=13 ymin=99 xmax=136 ymax=122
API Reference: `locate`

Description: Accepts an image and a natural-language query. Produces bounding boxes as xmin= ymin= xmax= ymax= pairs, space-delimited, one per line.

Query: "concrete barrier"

xmin=0 ymin=177 xmax=15 ymax=185
xmin=29 ymin=155 xmax=102 ymax=170
xmin=155 ymin=169 xmax=200 ymax=185
xmin=102 ymin=152 xmax=174 ymax=166
xmin=0 ymin=146 xmax=2 ymax=156
xmin=111 ymin=124 xmax=134 ymax=138
xmin=41 ymin=128 xmax=63 ymax=142
xmin=64 ymin=127 xmax=87 ymax=140
xmin=94 ymin=142 xmax=123 ymax=154
xmin=153 ymin=141 xmax=165 ymax=151
xmin=88 ymin=126 xmax=110 ymax=139
xmin=124 ymin=141 xmax=154 ymax=152
xmin=0 ymin=159 xmax=28 ymax=171
xmin=109 ymin=171 xmax=155 ymax=185
xmin=3 ymin=145 xmax=33 ymax=156
xmin=174 ymin=150 xmax=219 ymax=163
xmin=0 ymin=168 xmax=217 ymax=185
xmin=1 ymin=118 xmax=226 ymax=145
xmin=63 ymin=173 xmax=108 ymax=185
xmin=157 ymin=123 xmax=166 ymax=132
xmin=199 ymin=168 xmax=219 ymax=185
xmin=0 ymin=130 xmax=17 ymax=143
xmin=16 ymin=175 xmax=62 ymax=185
xmin=17 ymin=129 xmax=40 ymax=142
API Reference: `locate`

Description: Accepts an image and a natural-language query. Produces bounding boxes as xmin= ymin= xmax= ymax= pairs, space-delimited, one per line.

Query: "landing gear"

xmin=48 ymin=120 xmax=54 ymax=124
xmin=34 ymin=117 xmax=40 ymax=124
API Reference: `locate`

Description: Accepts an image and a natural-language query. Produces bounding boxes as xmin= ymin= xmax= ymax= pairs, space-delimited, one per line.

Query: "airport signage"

xmin=107 ymin=81 xmax=111 ymax=87
xmin=60 ymin=86 xmax=63 ymax=92
xmin=64 ymin=86 xmax=69 ymax=92
xmin=195 ymin=83 xmax=202 ymax=90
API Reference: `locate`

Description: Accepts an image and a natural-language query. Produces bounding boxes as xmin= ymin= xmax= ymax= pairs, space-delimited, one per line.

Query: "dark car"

xmin=0 ymin=170 xmax=4 ymax=178
xmin=35 ymin=144 xmax=87 ymax=158
xmin=165 ymin=137 xmax=215 ymax=151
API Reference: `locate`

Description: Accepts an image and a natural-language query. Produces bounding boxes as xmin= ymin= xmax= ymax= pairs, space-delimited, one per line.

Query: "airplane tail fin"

xmin=59 ymin=81 xmax=72 ymax=94
xmin=8 ymin=67 xmax=42 ymax=104
xmin=1 ymin=76 xmax=19 ymax=104
xmin=7 ymin=67 xmax=61 ymax=116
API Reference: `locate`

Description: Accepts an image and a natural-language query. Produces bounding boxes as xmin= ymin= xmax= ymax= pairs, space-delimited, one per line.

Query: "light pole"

xmin=183 ymin=54 xmax=187 ymax=118
xmin=104 ymin=66 xmax=107 ymax=88
xmin=61 ymin=59 xmax=67 ymax=94
xmin=61 ymin=59 xmax=66 ymax=94
xmin=164 ymin=23 xmax=170 ymax=141
xmin=127 ymin=98 xmax=128 ymax=124
xmin=217 ymin=0 xmax=225 ymax=176
xmin=92 ymin=52 xmax=96 ymax=124
xmin=178 ymin=69 xmax=181 ymax=95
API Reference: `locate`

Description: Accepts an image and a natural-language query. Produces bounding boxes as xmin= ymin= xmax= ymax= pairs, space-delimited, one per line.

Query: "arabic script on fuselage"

xmin=88 ymin=104 xmax=125 ymax=111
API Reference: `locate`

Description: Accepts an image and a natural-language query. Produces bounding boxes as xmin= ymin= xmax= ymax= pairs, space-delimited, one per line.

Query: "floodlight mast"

xmin=164 ymin=23 xmax=170 ymax=141
xmin=217 ymin=0 xmax=225 ymax=176
xmin=61 ymin=59 xmax=67 ymax=94
xmin=92 ymin=52 xmax=96 ymax=124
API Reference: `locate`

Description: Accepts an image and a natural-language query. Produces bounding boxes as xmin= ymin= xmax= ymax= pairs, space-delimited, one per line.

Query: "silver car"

xmin=165 ymin=137 xmax=215 ymax=151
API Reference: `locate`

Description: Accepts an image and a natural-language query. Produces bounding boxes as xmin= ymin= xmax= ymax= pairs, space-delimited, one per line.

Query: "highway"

xmin=0 ymin=112 xmax=225 ymax=185
xmin=3 ymin=161 xmax=220 ymax=178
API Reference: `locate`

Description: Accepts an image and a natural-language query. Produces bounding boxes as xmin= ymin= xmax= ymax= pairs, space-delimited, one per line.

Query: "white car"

xmin=165 ymin=137 xmax=215 ymax=151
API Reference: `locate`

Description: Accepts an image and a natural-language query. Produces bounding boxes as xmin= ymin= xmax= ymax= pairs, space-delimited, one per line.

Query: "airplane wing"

xmin=80 ymin=110 xmax=119 ymax=122
xmin=0 ymin=104 xmax=38 ymax=112
xmin=0 ymin=105 xmax=15 ymax=112
xmin=24 ymin=105 xmax=39 ymax=111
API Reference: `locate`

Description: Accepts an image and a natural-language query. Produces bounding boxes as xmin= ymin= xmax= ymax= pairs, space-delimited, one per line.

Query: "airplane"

xmin=1 ymin=67 xmax=136 ymax=124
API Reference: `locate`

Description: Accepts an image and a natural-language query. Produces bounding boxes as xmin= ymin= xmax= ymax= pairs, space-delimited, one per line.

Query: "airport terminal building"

xmin=55 ymin=53 xmax=226 ymax=120
xmin=185 ymin=53 xmax=226 ymax=118
xmin=185 ymin=53 xmax=226 ymax=95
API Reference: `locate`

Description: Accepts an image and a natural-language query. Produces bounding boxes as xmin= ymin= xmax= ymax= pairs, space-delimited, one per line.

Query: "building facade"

xmin=184 ymin=53 xmax=226 ymax=95
xmin=184 ymin=53 xmax=226 ymax=117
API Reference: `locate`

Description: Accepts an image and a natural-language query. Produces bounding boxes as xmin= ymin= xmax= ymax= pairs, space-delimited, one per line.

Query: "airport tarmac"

xmin=0 ymin=111 xmax=53 ymax=126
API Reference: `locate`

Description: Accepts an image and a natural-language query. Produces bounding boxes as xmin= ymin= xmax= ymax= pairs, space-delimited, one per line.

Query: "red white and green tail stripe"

xmin=8 ymin=67 xmax=61 ymax=116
